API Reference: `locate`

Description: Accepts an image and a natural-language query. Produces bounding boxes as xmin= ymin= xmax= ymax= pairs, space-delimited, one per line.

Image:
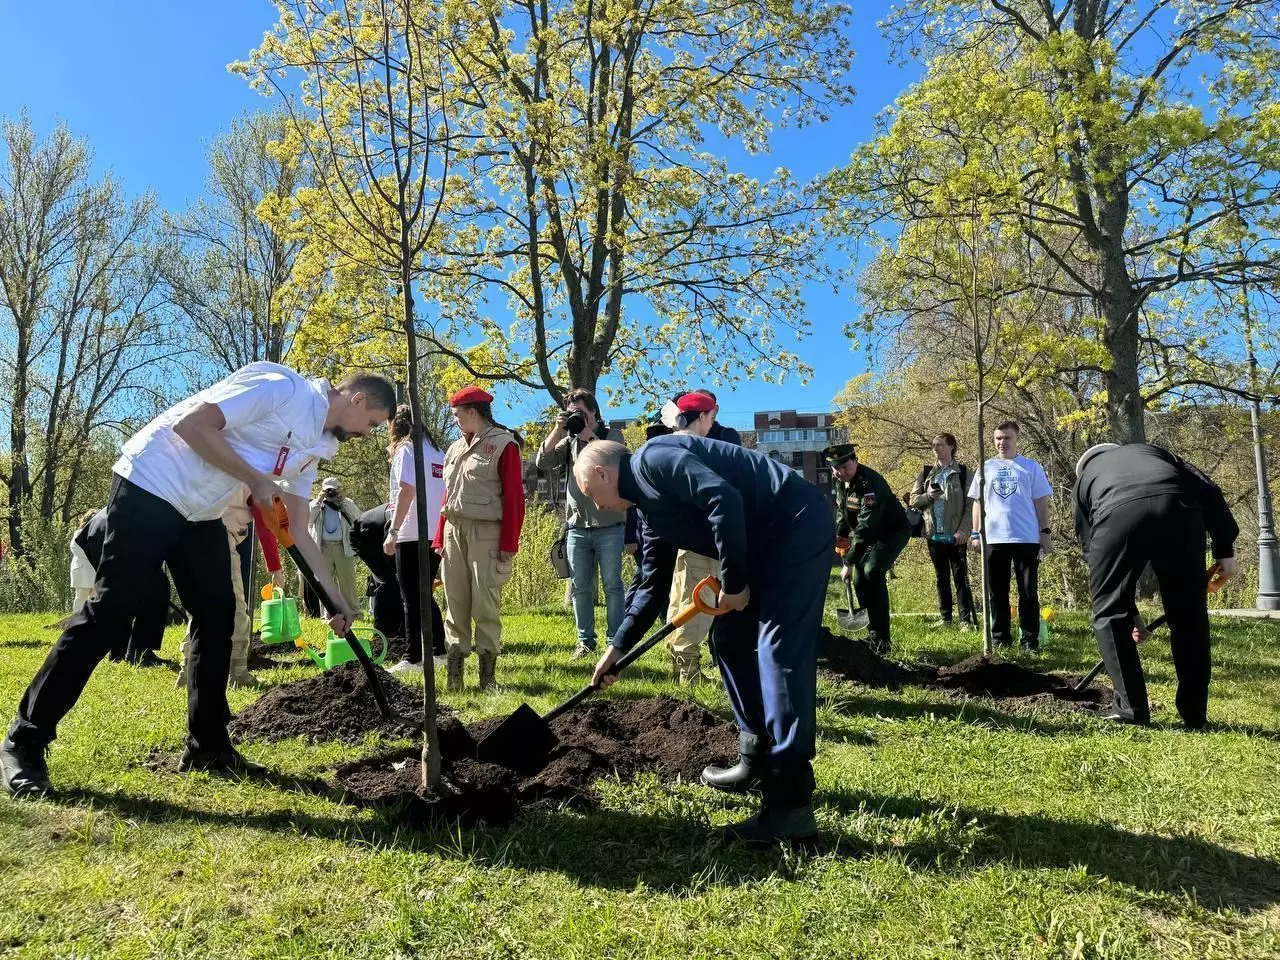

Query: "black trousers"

xmin=1087 ymin=495 xmax=1210 ymax=727
xmin=106 ymin=569 xmax=170 ymax=660
xmin=396 ymin=542 xmax=445 ymax=662
xmin=352 ymin=529 xmax=404 ymax=641
xmin=986 ymin=542 xmax=1041 ymax=646
xmin=927 ymin=539 xmax=976 ymax=623
xmin=849 ymin=531 xmax=908 ymax=645
xmin=10 ymin=476 xmax=236 ymax=752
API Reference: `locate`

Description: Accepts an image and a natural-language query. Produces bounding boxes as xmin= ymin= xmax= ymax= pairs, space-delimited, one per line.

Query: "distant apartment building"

xmin=750 ymin=410 xmax=848 ymax=493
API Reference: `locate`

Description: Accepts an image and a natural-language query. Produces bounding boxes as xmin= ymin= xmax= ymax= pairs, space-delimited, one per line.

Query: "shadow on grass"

xmin=822 ymin=689 xmax=1095 ymax=737
xmin=824 ymin=788 xmax=1280 ymax=913
xmin=49 ymin=776 xmax=1280 ymax=909
xmin=0 ymin=639 xmax=52 ymax=649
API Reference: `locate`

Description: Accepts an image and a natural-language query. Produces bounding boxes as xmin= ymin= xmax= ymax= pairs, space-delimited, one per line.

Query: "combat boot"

xmin=720 ymin=802 xmax=818 ymax=847
xmin=671 ymin=651 xmax=706 ymax=686
xmin=445 ymin=650 xmax=465 ymax=693
xmin=477 ymin=652 xmax=497 ymax=691
xmin=700 ymin=732 xmax=766 ymax=793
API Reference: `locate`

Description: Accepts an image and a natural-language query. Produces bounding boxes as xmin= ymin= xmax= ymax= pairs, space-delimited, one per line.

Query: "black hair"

xmin=337 ymin=372 xmax=396 ymax=414
xmin=387 ymin=403 xmax=440 ymax=458
xmin=994 ymin=420 xmax=1020 ymax=434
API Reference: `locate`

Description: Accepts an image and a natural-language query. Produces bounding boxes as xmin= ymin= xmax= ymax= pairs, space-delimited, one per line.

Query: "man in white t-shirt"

xmin=1 ymin=363 xmax=395 ymax=799
xmin=967 ymin=420 xmax=1053 ymax=650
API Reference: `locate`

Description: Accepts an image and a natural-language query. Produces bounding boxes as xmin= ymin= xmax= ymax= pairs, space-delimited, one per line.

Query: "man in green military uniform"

xmin=824 ymin=443 xmax=910 ymax=654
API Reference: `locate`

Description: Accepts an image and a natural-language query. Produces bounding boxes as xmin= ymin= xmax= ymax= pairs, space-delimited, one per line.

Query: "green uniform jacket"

xmin=836 ymin=464 xmax=910 ymax=575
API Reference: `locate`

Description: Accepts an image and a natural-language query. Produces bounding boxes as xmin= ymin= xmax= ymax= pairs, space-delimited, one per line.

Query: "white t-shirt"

xmin=113 ymin=362 xmax=338 ymax=522
xmin=389 ymin=439 xmax=445 ymax=542
xmin=968 ymin=455 xmax=1052 ymax=544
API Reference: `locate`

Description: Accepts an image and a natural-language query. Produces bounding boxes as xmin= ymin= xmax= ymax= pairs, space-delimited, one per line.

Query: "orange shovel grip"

xmin=259 ymin=496 xmax=296 ymax=550
xmin=1206 ymin=561 xmax=1226 ymax=594
xmin=670 ymin=576 xmax=728 ymax=628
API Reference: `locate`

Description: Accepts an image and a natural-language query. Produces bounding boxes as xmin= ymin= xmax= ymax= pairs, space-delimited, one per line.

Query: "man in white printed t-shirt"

xmin=967 ymin=420 xmax=1054 ymax=651
xmin=1 ymin=363 xmax=395 ymax=799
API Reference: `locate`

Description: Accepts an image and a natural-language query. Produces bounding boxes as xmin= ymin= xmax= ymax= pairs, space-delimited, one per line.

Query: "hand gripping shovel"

xmin=1074 ymin=562 xmax=1224 ymax=692
xmin=476 ymin=575 xmax=728 ymax=771
xmin=836 ymin=579 xmax=870 ymax=633
xmin=262 ymin=497 xmax=418 ymax=729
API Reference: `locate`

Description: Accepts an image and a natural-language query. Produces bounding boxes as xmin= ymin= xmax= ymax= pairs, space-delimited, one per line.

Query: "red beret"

xmin=676 ymin=392 xmax=715 ymax=413
xmin=449 ymin=385 xmax=493 ymax=406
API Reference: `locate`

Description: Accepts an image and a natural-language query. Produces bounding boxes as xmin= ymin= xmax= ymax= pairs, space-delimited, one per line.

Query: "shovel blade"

xmin=475 ymin=702 xmax=559 ymax=772
xmin=836 ymin=608 xmax=870 ymax=632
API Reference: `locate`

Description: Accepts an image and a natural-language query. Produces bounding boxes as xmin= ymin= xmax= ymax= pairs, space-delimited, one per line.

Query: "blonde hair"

xmin=571 ymin=440 xmax=628 ymax=487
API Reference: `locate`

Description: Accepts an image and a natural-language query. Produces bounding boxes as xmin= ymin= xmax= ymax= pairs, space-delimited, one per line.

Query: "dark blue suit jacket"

xmin=612 ymin=434 xmax=824 ymax=650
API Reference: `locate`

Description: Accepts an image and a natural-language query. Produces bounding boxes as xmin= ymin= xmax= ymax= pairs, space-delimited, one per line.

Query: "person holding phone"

xmin=908 ymin=433 xmax=976 ymax=629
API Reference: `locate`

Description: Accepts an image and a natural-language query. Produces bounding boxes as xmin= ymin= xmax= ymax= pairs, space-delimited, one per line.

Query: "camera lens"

xmin=565 ymin=412 xmax=587 ymax=435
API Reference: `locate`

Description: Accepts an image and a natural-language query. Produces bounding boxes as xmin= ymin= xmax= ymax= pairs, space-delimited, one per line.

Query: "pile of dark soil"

xmin=930 ymin=655 xmax=1111 ymax=713
xmin=816 ymin=627 xmax=934 ymax=688
xmin=229 ymin=663 xmax=427 ymax=743
xmin=817 ymin=627 xmax=1112 ymax=715
xmin=247 ymin=632 xmax=294 ymax=670
xmin=334 ymin=694 xmax=737 ymax=825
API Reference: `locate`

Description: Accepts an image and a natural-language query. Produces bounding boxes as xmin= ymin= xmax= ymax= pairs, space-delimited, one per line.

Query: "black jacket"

xmin=1073 ymin=443 xmax=1239 ymax=559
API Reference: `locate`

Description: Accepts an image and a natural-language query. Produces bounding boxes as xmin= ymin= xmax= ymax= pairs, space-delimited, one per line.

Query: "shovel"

xmin=836 ymin=579 xmax=870 ymax=633
xmin=262 ymin=497 xmax=417 ymax=729
xmin=1074 ymin=562 xmax=1223 ymax=692
xmin=475 ymin=575 xmax=728 ymax=770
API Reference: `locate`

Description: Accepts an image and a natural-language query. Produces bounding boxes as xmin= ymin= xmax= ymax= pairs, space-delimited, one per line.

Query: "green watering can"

xmin=259 ymin=586 xmax=302 ymax=645
xmin=296 ymin=626 xmax=387 ymax=670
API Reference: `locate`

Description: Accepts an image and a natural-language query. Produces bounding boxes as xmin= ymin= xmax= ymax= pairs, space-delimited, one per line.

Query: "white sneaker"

xmin=388 ymin=659 xmax=423 ymax=675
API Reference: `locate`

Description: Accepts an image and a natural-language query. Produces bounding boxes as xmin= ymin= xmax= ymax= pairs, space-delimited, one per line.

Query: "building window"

xmin=791 ymin=451 xmax=805 ymax=468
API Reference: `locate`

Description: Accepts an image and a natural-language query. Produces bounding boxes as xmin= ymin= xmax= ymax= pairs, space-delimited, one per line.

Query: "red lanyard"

xmin=273 ymin=431 xmax=292 ymax=477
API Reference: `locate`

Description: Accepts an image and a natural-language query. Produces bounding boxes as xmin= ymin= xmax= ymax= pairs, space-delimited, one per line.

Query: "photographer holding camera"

xmin=307 ymin=477 xmax=362 ymax=614
xmin=536 ymin=388 xmax=630 ymax=661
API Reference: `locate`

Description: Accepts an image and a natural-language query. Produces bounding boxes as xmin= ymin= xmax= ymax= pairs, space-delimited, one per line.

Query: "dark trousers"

xmin=10 ymin=476 xmax=235 ymax=752
xmin=396 ymin=542 xmax=445 ymax=662
xmin=106 ymin=569 xmax=171 ymax=660
xmin=849 ymin=530 xmax=908 ymax=644
xmin=709 ymin=491 xmax=834 ymax=808
xmin=986 ymin=542 xmax=1041 ymax=646
xmin=352 ymin=531 xmax=404 ymax=641
xmin=928 ymin=539 xmax=975 ymax=623
xmin=1087 ymin=495 xmax=1211 ymax=727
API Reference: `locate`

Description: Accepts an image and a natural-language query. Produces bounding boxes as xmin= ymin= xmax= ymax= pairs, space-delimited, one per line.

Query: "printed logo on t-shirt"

xmin=432 ymin=463 xmax=443 ymax=479
xmin=992 ymin=466 xmax=1019 ymax=499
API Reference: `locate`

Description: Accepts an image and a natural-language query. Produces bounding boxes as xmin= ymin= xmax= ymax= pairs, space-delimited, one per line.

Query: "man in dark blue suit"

xmin=575 ymin=435 xmax=834 ymax=845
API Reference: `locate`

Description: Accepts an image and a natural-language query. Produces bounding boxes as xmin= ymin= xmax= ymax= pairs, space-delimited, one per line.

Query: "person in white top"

xmin=967 ymin=420 xmax=1054 ymax=650
xmin=307 ymin=477 xmax=362 ymax=613
xmin=382 ymin=405 xmax=447 ymax=674
xmin=1 ymin=363 xmax=395 ymax=800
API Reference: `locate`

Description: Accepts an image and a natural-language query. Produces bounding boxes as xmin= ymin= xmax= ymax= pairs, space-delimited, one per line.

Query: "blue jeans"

xmin=567 ymin=524 xmax=626 ymax=649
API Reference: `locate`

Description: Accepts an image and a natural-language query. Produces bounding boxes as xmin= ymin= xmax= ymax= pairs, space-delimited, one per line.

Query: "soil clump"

xmin=229 ymin=663 xmax=427 ymax=744
xmin=334 ymin=694 xmax=737 ymax=825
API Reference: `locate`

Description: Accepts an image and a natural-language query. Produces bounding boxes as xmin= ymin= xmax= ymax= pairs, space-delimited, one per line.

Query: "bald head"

xmin=573 ymin=440 xmax=633 ymax=512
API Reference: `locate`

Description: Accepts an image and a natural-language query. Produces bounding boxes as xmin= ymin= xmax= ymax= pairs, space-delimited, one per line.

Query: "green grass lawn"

xmin=1 ymin=592 xmax=1278 ymax=959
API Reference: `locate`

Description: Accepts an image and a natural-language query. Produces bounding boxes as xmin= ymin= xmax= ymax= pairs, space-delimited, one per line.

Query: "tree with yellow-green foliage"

xmin=832 ymin=2 xmax=1280 ymax=443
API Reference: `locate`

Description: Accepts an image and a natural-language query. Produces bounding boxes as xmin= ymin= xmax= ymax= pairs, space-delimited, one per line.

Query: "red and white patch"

xmin=432 ymin=463 xmax=443 ymax=479
xmin=483 ymin=443 xmax=495 ymax=455
xmin=862 ymin=492 xmax=877 ymax=505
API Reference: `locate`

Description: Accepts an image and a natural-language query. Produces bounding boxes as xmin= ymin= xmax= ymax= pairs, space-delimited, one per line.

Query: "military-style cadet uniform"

xmin=1074 ymin=443 xmax=1238 ymax=728
xmin=824 ymin=444 xmax=909 ymax=653
xmin=611 ymin=434 xmax=835 ymax=843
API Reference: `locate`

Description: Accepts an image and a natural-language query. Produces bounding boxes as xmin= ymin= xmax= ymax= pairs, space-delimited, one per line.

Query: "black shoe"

xmin=720 ymin=803 xmax=818 ymax=847
xmin=126 ymin=650 xmax=170 ymax=669
xmin=701 ymin=755 xmax=766 ymax=793
xmin=1 ymin=736 xmax=52 ymax=799
xmin=178 ymin=746 xmax=267 ymax=779
xmin=1019 ymin=641 xmax=1040 ymax=653
xmin=866 ymin=634 xmax=891 ymax=656
xmin=993 ymin=638 xmax=1012 ymax=649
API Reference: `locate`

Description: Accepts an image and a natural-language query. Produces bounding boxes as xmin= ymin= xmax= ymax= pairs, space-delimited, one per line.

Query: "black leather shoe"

xmin=1 ymin=736 xmax=52 ymax=799
xmin=701 ymin=755 xmax=766 ymax=793
xmin=126 ymin=650 xmax=171 ymax=669
xmin=178 ymin=746 xmax=267 ymax=779
xmin=721 ymin=803 xmax=818 ymax=847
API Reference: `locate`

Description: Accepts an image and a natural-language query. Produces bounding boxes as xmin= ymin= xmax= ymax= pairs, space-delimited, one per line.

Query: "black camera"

xmin=564 ymin=411 xmax=587 ymax=436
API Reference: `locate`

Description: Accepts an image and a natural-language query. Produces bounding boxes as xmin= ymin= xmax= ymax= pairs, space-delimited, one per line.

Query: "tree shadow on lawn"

xmin=823 ymin=689 xmax=1099 ymax=737
xmin=823 ymin=788 xmax=1280 ymax=913
xmin=48 ymin=778 xmax=1280 ymax=909
xmin=0 ymin=639 xmax=53 ymax=649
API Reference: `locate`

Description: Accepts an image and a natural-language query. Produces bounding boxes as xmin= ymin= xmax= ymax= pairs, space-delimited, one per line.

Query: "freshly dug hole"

xmin=335 ymin=694 xmax=738 ymax=825
xmin=229 ymin=663 xmax=428 ymax=744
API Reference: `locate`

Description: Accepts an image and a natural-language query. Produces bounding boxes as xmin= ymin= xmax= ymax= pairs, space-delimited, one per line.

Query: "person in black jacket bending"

xmin=1074 ymin=443 xmax=1239 ymax=729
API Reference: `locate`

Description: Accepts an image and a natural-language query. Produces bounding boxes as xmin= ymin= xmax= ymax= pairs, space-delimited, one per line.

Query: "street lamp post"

xmin=1244 ymin=297 xmax=1280 ymax=610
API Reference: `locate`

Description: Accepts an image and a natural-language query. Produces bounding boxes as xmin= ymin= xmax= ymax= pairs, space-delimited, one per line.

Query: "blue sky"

xmin=0 ymin=0 xmax=920 ymax=431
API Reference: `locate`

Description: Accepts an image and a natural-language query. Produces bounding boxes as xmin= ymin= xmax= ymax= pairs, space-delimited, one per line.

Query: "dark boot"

xmin=178 ymin=745 xmax=266 ymax=779
xmin=0 ymin=735 xmax=52 ymax=799
xmin=445 ymin=650 xmax=465 ymax=693
xmin=701 ymin=733 xmax=765 ymax=793
xmin=477 ymin=652 xmax=497 ymax=691
xmin=720 ymin=802 xmax=818 ymax=847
